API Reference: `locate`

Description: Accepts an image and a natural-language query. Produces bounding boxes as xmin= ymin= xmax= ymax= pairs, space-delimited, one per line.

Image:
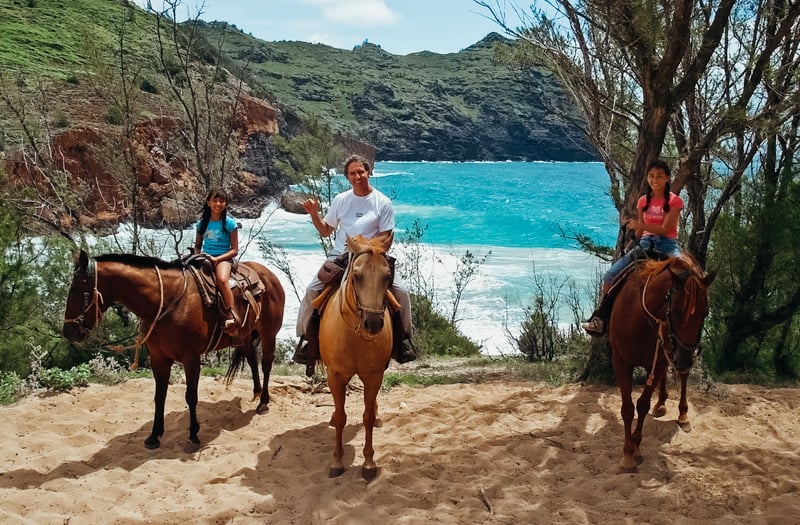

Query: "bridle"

xmin=340 ymin=249 xmax=389 ymax=338
xmin=641 ymin=268 xmax=703 ymax=385
xmin=63 ymin=258 xmax=189 ymax=368
xmin=63 ymin=259 xmax=103 ymax=338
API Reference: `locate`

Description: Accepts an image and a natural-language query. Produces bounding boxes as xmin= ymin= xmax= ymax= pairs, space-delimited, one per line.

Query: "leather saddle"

xmin=182 ymin=255 xmax=265 ymax=318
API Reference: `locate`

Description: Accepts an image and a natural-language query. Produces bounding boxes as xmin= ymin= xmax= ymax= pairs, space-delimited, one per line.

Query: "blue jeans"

xmin=602 ymin=235 xmax=680 ymax=285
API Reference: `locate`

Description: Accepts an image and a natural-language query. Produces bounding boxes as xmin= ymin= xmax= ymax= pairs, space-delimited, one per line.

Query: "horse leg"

xmin=360 ymin=373 xmax=383 ymax=482
xmin=327 ymin=370 xmax=349 ymax=478
xmin=183 ymin=356 xmax=202 ymax=452
xmin=613 ymin=364 xmax=638 ymax=472
xmin=676 ymin=371 xmax=692 ymax=432
xmin=240 ymin=336 xmax=264 ymax=406
xmin=630 ymin=381 xmax=657 ymax=466
xmin=145 ymin=356 xmax=173 ymax=449
xmin=652 ymin=375 xmax=668 ymax=418
xmin=256 ymin=333 xmax=276 ymax=415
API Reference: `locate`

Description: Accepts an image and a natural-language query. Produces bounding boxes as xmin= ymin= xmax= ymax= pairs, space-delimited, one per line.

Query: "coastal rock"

xmin=281 ymin=190 xmax=311 ymax=215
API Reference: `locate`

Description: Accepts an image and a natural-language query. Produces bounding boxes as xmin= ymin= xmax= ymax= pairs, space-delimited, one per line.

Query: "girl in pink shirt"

xmin=582 ymin=160 xmax=683 ymax=335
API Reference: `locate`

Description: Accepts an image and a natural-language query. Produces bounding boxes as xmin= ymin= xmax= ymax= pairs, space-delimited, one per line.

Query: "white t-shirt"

xmin=324 ymin=188 xmax=394 ymax=255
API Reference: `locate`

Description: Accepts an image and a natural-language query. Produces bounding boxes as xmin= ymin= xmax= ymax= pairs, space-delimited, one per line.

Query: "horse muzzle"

xmin=361 ymin=311 xmax=385 ymax=335
xmin=62 ymin=321 xmax=88 ymax=343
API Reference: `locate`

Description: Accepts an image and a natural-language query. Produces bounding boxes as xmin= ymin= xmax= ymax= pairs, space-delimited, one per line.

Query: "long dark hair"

xmin=643 ymin=160 xmax=672 ymax=212
xmin=197 ymin=188 xmax=230 ymax=237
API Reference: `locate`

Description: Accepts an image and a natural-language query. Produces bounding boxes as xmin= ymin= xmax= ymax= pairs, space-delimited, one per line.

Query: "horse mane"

xmin=94 ymin=253 xmax=185 ymax=270
xmin=640 ymin=254 xmax=708 ymax=320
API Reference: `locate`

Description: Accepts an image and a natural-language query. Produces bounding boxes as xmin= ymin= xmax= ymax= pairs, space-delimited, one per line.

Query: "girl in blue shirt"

xmin=194 ymin=189 xmax=239 ymax=332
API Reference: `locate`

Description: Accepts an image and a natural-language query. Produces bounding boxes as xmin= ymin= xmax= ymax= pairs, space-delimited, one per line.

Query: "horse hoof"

xmin=620 ymin=458 xmax=638 ymax=473
xmin=677 ymin=420 xmax=692 ymax=433
xmin=184 ymin=440 xmax=201 ymax=453
xmin=362 ymin=467 xmax=379 ymax=482
xmin=256 ymin=403 xmax=270 ymax=415
xmin=329 ymin=466 xmax=345 ymax=478
xmin=653 ymin=406 xmax=667 ymax=418
xmin=144 ymin=438 xmax=160 ymax=450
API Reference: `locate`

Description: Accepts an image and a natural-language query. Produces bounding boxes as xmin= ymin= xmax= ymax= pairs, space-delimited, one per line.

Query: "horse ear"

xmin=702 ymin=269 xmax=717 ymax=287
xmin=345 ymin=234 xmax=357 ymax=253
xmin=78 ymin=250 xmax=89 ymax=270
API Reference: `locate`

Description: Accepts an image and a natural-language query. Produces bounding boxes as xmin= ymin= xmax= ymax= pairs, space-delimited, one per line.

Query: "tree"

xmin=146 ymin=0 xmax=248 ymax=192
xmin=270 ymin=115 xmax=344 ymax=255
xmin=476 ymin=0 xmax=800 ymax=379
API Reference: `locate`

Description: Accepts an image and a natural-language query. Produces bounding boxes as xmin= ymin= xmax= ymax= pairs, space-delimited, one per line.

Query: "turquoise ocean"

xmin=133 ymin=161 xmax=618 ymax=355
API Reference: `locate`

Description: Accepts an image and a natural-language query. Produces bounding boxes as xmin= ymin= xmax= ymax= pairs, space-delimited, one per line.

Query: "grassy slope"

xmin=0 ymin=0 xmax=156 ymax=79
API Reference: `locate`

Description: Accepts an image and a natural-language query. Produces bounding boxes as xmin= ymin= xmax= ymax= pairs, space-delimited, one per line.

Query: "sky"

xmin=132 ymin=0 xmax=514 ymax=55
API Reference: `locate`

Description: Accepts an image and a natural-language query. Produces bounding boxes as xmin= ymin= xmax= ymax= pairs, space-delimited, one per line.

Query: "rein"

xmin=339 ymin=249 xmax=387 ymax=340
xmin=640 ymin=268 xmax=702 ymax=385
xmin=67 ymin=260 xmax=189 ymax=369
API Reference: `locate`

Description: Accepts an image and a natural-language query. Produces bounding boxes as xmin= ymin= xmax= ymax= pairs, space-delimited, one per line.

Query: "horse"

xmin=317 ymin=234 xmax=394 ymax=481
xmin=608 ymin=254 xmax=716 ymax=471
xmin=62 ymin=250 xmax=284 ymax=452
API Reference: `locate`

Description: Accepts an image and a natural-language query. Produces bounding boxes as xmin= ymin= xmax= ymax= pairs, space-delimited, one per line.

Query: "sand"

xmin=0 ymin=370 xmax=798 ymax=524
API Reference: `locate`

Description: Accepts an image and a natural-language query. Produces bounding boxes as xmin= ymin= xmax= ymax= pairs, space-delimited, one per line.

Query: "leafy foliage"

xmin=411 ymin=294 xmax=481 ymax=357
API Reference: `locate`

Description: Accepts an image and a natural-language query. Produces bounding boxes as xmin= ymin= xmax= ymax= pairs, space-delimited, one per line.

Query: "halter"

xmin=63 ymin=260 xmax=104 ymax=335
xmin=64 ymin=258 xmax=189 ymax=369
xmin=640 ymin=268 xmax=703 ymax=385
xmin=339 ymin=249 xmax=388 ymax=339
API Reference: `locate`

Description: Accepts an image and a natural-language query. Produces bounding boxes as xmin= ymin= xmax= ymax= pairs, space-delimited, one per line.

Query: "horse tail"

xmin=224 ymin=347 xmax=247 ymax=386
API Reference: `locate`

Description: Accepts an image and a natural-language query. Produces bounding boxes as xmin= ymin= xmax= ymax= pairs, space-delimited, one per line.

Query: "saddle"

xmin=599 ymin=243 xmax=675 ymax=319
xmin=311 ymin=252 xmax=399 ymax=315
xmin=184 ymin=255 xmax=265 ymax=320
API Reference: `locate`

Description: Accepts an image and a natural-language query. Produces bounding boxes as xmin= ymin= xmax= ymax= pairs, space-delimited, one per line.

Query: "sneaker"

xmin=581 ymin=318 xmax=605 ymax=335
xmin=223 ymin=317 xmax=237 ymax=333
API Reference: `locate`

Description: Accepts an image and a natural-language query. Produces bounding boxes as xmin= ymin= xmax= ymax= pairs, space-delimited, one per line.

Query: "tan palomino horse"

xmin=318 ymin=234 xmax=394 ymax=481
xmin=608 ymin=255 xmax=715 ymax=471
xmin=62 ymin=250 xmax=285 ymax=452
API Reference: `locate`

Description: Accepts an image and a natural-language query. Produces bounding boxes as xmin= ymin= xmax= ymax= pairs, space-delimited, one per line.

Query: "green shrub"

xmin=38 ymin=364 xmax=90 ymax=391
xmin=139 ymin=78 xmax=158 ymax=94
xmin=0 ymin=372 xmax=23 ymax=405
xmin=411 ymin=294 xmax=481 ymax=357
xmin=105 ymin=105 xmax=123 ymax=125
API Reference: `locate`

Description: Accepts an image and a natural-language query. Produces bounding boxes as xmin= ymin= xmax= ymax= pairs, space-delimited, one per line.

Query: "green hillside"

xmin=199 ymin=22 xmax=595 ymax=161
xmin=0 ymin=0 xmax=595 ymax=162
xmin=0 ymin=0 xmax=155 ymax=79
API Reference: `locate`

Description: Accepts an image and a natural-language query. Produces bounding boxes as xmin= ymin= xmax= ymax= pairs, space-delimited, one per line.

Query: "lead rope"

xmin=109 ymin=266 xmax=166 ymax=371
xmin=640 ymin=272 xmax=671 ymax=386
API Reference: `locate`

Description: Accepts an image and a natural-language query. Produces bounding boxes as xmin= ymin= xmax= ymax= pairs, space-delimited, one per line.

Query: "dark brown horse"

xmin=608 ymin=255 xmax=715 ymax=471
xmin=318 ymin=234 xmax=394 ymax=481
xmin=62 ymin=250 xmax=284 ymax=451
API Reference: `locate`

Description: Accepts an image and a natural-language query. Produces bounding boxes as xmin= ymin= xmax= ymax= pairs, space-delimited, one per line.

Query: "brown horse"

xmin=62 ymin=250 xmax=284 ymax=451
xmin=608 ymin=254 xmax=715 ymax=471
xmin=318 ymin=234 xmax=394 ymax=481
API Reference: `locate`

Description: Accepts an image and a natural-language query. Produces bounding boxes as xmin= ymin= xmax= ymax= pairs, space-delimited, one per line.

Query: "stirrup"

xmin=222 ymin=306 xmax=238 ymax=333
xmin=292 ymin=340 xmax=309 ymax=365
xmin=394 ymin=339 xmax=418 ymax=364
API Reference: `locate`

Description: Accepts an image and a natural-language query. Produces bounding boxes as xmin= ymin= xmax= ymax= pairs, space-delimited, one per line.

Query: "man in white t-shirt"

xmin=293 ymin=154 xmax=417 ymax=371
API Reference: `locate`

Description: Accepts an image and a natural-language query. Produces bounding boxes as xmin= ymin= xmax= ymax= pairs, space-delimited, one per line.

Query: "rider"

xmin=582 ymin=159 xmax=683 ymax=335
xmin=293 ymin=154 xmax=417 ymax=366
xmin=194 ymin=188 xmax=239 ymax=334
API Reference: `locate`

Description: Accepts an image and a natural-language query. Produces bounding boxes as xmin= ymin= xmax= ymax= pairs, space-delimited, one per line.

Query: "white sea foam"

xmin=100 ymin=158 xmax=617 ymax=356
xmin=104 ymin=200 xmax=608 ymax=356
